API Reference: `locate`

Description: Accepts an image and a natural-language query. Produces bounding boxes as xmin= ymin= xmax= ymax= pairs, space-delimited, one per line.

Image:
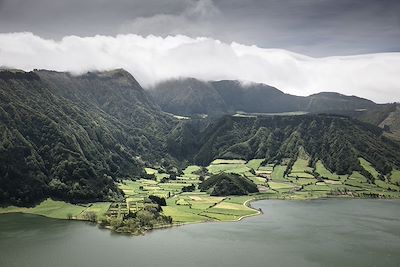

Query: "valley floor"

xmin=1 ymin=157 xmax=400 ymax=230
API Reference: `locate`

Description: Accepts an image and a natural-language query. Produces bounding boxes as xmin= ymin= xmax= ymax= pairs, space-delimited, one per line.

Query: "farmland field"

xmin=391 ymin=170 xmax=400 ymax=184
xmin=348 ymin=171 xmax=368 ymax=183
xmin=359 ymin=158 xmax=380 ymax=179
xmin=1 ymin=157 xmax=399 ymax=225
xmin=271 ymin=165 xmax=287 ymax=180
xmin=211 ymin=159 xmax=246 ymax=165
xmin=162 ymin=194 xmax=259 ymax=223
xmin=268 ymin=181 xmax=296 ymax=191
xmin=289 ymin=158 xmax=313 ymax=177
xmin=315 ymin=161 xmax=347 ymax=181
xmin=207 ymin=163 xmax=251 ymax=175
xmin=246 ymin=159 xmax=264 ymax=170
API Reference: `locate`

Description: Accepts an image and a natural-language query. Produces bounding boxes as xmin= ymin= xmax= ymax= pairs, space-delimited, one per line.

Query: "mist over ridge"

xmin=1 ymin=32 xmax=399 ymax=103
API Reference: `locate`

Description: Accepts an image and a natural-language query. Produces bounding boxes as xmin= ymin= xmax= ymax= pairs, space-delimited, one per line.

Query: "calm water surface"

xmin=1 ymin=199 xmax=399 ymax=267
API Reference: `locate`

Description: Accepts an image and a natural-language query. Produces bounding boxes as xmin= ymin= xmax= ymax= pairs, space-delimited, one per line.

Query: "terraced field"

xmin=119 ymin=162 xmax=261 ymax=223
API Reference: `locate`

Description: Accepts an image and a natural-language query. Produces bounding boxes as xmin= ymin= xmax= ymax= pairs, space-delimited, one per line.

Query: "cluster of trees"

xmin=102 ymin=205 xmax=173 ymax=235
xmin=181 ymin=184 xmax=195 ymax=192
xmin=199 ymin=173 xmax=258 ymax=196
xmin=147 ymin=195 xmax=166 ymax=206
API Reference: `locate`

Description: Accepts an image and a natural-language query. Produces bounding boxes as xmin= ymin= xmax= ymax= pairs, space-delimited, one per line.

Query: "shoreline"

xmin=1 ymin=195 xmax=400 ymax=235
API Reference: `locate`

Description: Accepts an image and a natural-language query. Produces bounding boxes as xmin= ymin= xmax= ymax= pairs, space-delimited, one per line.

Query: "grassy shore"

xmin=0 ymin=199 xmax=111 ymax=220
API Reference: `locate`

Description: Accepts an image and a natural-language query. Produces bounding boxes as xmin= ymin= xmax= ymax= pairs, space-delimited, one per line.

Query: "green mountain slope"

xmin=0 ymin=70 xmax=175 ymax=205
xmin=149 ymin=78 xmax=228 ymax=116
xmin=168 ymin=115 xmax=400 ymax=178
xmin=329 ymin=103 xmax=400 ymax=140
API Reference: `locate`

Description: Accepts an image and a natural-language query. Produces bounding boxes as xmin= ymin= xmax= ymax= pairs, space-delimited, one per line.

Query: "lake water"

xmin=1 ymin=199 xmax=400 ymax=267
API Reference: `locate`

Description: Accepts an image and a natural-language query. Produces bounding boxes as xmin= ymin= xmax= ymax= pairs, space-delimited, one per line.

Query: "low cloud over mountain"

xmin=1 ymin=32 xmax=399 ymax=103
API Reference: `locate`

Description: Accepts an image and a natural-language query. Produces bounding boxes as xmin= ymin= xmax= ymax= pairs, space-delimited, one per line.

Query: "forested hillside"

xmin=0 ymin=70 xmax=175 ymax=205
xmin=168 ymin=115 xmax=400 ymax=179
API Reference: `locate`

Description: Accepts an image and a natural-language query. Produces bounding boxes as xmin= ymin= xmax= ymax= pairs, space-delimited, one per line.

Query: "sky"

xmin=0 ymin=0 xmax=399 ymax=102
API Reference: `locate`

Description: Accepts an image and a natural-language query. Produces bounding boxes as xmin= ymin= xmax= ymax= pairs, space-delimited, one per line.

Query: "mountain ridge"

xmin=149 ymin=78 xmax=381 ymax=116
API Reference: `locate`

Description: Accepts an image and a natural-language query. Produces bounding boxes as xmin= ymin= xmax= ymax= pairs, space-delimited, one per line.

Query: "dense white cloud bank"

xmin=0 ymin=32 xmax=399 ymax=103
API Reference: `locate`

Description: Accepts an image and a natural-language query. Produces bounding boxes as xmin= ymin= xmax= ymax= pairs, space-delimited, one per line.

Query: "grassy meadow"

xmin=0 ymin=199 xmax=110 ymax=220
xmin=1 ymin=156 xmax=399 ymax=225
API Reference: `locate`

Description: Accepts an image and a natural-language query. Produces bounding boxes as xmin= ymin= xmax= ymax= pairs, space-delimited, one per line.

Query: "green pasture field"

xmin=268 ymin=181 xmax=296 ymax=190
xmin=257 ymin=165 xmax=274 ymax=173
xmin=209 ymin=202 xmax=256 ymax=216
xmin=207 ymin=163 xmax=251 ymax=175
xmin=0 ymin=199 xmax=110 ymax=220
xmin=248 ymin=176 xmax=267 ymax=185
xmin=271 ymin=165 xmax=287 ymax=181
xmin=288 ymin=178 xmax=318 ymax=186
xmin=323 ymin=179 xmax=343 ymax=185
xmin=375 ymin=180 xmax=400 ymax=191
xmin=78 ymin=202 xmax=111 ymax=220
xmin=359 ymin=158 xmax=380 ymax=179
xmin=246 ymin=159 xmax=265 ymax=170
xmin=200 ymin=212 xmax=239 ymax=221
xmin=315 ymin=160 xmax=347 ymax=181
xmin=183 ymin=165 xmax=202 ymax=174
xmin=348 ymin=171 xmax=368 ymax=183
xmin=162 ymin=206 xmax=210 ymax=223
xmin=390 ymin=170 xmax=400 ymax=184
xmin=162 ymin=194 xmax=259 ymax=223
xmin=303 ymin=184 xmax=331 ymax=191
xmin=211 ymin=159 xmax=246 ymax=165
xmin=290 ymin=158 xmax=313 ymax=174
xmin=289 ymin=172 xmax=315 ymax=179
xmin=224 ymin=195 xmax=255 ymax=205
xmin=345 ymin=179 xmax=367 ymax=188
